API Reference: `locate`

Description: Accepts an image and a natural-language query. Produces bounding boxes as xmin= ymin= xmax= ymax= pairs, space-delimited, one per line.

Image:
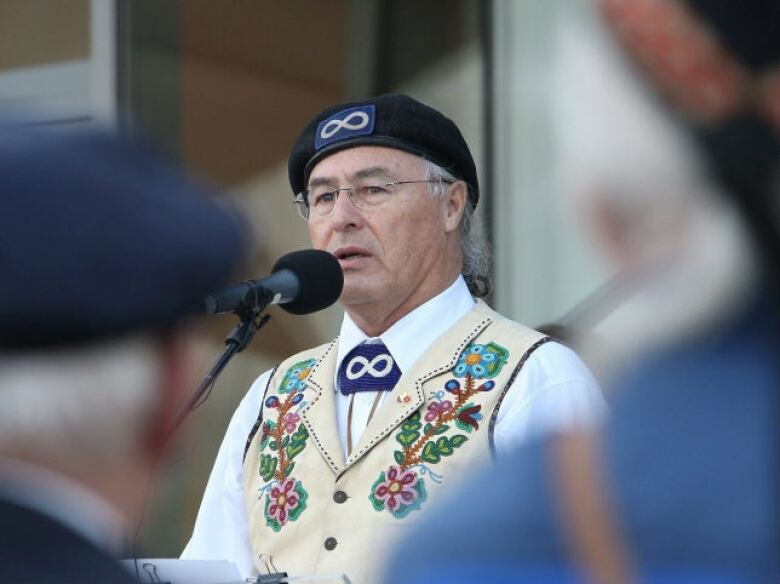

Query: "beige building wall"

xmin=491 ymin=0 xmax=608 ymax=328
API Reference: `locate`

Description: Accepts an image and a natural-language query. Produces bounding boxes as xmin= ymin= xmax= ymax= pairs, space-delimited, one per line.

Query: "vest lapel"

xmin=342 ymin=303 xmax=494 ymax=473
xmin=300 ymin=338 xmax=345 ymax=475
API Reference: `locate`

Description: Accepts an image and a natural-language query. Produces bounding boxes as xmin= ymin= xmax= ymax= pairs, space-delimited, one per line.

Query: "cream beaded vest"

xmin=242 ymin=301 xmax=547 ymax=583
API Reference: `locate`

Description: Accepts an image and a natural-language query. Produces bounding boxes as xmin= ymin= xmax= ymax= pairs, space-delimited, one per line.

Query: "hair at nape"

xmin=422 ymin=158 xmax=492 ymax=298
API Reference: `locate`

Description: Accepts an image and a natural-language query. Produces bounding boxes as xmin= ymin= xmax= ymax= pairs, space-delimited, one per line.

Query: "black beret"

xmin=288 ymin=93 xmax=479 ymax=209
xmin=0 ymin=125 xmax=249 ymax=349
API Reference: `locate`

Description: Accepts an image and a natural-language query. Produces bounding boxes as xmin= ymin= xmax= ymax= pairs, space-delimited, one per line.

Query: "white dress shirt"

xmin=181 ymin=276 xmax=605 ymax=577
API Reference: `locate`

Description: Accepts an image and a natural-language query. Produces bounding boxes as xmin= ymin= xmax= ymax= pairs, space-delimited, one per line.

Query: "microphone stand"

xmin=173 ymin=287 xmax=274 ymax=431
xmin=130 ymin=289 xmax=277 ymax=581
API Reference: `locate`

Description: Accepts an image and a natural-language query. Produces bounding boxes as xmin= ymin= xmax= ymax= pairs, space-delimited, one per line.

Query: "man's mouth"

xmin=334 ymin=248 xmax=369 ymax=259
xmin=333 ymin=247 xmax=371 ymax=264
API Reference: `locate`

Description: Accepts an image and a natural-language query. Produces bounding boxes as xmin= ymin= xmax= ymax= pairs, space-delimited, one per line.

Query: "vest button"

xmin=324 ymin=537 xmax=338 ymax=551
xmin=333 ymin=490 xmax=348 ymax=504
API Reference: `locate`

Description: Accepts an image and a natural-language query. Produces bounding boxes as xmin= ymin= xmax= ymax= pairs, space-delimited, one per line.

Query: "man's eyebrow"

xmin=308 ymin=166 xmax=394 ymax=189
xmin=352 ymin=166 xmax=393 ymax=180
xmin=307 ymin=176 xmax=335 ymax=189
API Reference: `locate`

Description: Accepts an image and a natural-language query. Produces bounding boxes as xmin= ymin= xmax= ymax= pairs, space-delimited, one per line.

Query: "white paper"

xmin=122 ymin=558 xmax=244 ymax=584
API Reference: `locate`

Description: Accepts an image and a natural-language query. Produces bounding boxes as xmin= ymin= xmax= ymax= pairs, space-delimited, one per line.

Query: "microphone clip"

xmin=226 ymin=310 xmax=271 ymax=353
xmin=173 ymin=298 xmax=271 ymax=428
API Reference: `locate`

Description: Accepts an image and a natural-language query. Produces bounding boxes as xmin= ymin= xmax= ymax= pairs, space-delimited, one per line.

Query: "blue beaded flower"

xmin=444 ymin=379 xmax=461 ymax=394
xmin=280 ymin=358 xmax=317 ymax=393
xmin=453 ymin=342 xmax=509 ymax=380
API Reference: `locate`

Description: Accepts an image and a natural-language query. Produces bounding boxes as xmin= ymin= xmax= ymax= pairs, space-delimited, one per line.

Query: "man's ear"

xmin=145 ymin=330 xmax=193 ymax=461
xmin=443 ymin=181 xmax=468 ymax=233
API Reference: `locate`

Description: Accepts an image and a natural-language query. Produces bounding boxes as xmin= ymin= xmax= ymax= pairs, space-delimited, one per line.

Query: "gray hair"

xmin=423 ymin=159 xmax=492 ymax=297
xmin=0 ymin=335 xmax=162 ymax=464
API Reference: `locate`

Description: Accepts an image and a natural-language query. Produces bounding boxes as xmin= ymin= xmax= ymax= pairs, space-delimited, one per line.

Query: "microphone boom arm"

xmin=173 ymin=304 xmax=272 ymax=431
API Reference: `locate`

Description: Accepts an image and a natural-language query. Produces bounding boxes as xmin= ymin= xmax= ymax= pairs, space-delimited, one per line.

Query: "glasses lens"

xmin=308 ymin=187 xmax=338 ymax=216
xmin=352 ymin=182 xmax=394 ymax=208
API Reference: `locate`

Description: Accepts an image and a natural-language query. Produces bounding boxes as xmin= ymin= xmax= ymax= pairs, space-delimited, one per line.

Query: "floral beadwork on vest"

xmin=369 ymin=341 xmax=509 ymax=518
xmin=257 ymin=358 xmax=316 ymax=532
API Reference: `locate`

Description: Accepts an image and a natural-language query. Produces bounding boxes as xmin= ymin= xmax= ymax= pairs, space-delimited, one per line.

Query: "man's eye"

xmin=362 ymin=185 xmax=390 ymax=196
xmin=312 ymin=191 xmax=336 ymax=206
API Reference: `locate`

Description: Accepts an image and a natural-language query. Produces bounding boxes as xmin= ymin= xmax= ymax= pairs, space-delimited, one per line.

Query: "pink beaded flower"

xmin=424 ymin=399 xmax=453 ymax=422
xmin=265 ymin=477 xmax=308 ymax=531
xmin=282 ymin=412 xmax=301 ymax=434
xmin=370 ymin=464 xmax=427 ymax=518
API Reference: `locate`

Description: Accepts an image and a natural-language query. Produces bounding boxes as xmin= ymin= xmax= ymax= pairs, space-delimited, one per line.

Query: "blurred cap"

xmin=0 ymin=126 xmax=249 ymax=349
xmin=597 ymin=0 xmax=780 ymax=127
xmin=288 ymin=93 xmax=480 ymax=209
xmin=597 ymin=0 xmax=780 ymax=267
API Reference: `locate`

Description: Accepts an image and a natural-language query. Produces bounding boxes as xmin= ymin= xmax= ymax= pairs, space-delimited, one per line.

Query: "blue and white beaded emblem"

xmin=338 ymin=342 xmax=401 ymax=395
xmin=315 ymin=105 xmax=376 ymax=150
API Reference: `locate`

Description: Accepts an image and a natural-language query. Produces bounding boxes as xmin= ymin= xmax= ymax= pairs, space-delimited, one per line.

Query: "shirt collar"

xmin=336 ymin=276 xmax=475 ymax=377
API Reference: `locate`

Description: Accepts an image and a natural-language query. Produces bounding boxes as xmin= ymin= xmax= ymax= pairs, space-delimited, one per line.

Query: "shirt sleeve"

xmin=180 ymin=369 xmax=273 ymax=579
xmin=492 ymin=342 xmax=607 ymax=456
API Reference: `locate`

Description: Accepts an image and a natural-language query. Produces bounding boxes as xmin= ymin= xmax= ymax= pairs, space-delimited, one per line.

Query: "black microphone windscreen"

xmin=272 ymin=250 xmax=343 ymax=315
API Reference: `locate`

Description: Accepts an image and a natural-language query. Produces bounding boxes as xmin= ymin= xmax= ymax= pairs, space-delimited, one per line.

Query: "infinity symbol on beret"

xmin=345 ymin=354 xmax=394 ymax=380
xmin=320 ymin=111 xmax=371 ymax=139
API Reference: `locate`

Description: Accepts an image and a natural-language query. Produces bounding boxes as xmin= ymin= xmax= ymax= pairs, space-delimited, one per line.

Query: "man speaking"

xmin=183 ymin=94 xmax=604 ymax=583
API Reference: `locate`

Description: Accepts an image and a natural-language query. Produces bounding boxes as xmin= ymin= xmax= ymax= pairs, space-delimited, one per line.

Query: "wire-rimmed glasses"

xmin=293 ymin=178 xmax=453 ymax=220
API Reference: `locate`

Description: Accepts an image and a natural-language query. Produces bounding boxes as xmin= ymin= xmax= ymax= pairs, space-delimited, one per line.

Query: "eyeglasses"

xmin=293 ymin=178 xmax=453 ymax=220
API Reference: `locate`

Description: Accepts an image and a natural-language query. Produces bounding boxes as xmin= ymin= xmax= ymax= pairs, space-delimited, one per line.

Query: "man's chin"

xmin=338 ymin=285 xmax=384 ymax=308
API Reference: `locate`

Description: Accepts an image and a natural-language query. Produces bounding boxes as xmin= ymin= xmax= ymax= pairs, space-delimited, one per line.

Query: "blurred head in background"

xmin=556 ymin=0 xmax=779 ymax=376
xmin=0 ymin=126 xmax=247 ymax=576
xmin=552 ymin=0 xmax=780 ymax=579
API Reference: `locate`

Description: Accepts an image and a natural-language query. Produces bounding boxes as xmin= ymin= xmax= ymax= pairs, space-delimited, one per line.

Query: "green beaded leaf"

xmin=450 ymin=434 xmax=468 ymax=448
xmin=369 ymin=471 xmax=387 ymax=511
xmin=393 ymin=450 xmax=405 ymax=465
xmin=481 ymin=342 xmax=510 ymax=378
xmin=397 ymin=411 xmax=422 ymax=447
xmin=287 ymin=481 xmax=308 ymax=522
xmin=396 ymin=430 xmax=418 ymax=448
xmin=402 ymin=411 xmax=422 ymax=431
xmin=421 ymin=441 xmax=440 ymax=464
xmin=284 ymin=461 xmax=295 ymax=478
xmin=286 ymin=424 xmax=309 ymax=460
xmin=259 ymin=454 xmax=277 ymax=482
xmin=436 ymin=436 xmax=454 ymax=457
xmin=455 ymin=420 xmax=470 ymax=433
xmin=259 ymin=420 xmax=275 ymax=451
xmin=423 ymin=422 xmax=450 ymax=436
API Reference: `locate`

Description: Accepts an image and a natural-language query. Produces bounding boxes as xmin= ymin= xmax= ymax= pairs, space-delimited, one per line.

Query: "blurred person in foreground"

xmin=0 ymin=126 xmax=247 ymax=583
xmin=182 ymin=94 xmax=605 ymax=583
xmin=384 ymin=0 xmax=780 ymax=582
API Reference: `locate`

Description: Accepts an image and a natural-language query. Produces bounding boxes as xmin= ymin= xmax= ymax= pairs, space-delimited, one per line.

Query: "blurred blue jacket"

xmin=383 ymin=291 xmax=779 ymax=584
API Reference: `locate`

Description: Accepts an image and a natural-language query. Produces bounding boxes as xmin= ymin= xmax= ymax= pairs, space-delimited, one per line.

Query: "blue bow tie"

xmin=338 ymin=342 xmax=401 ymax=396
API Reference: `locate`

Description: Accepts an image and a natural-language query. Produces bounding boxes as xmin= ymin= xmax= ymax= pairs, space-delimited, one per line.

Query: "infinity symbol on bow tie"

xmin=346 ymin=354 xmax=395 ymax=380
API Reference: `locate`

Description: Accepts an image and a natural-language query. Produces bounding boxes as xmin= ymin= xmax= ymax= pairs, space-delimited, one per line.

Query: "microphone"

xmin=204 ymin=249 xmax=343 ymax=316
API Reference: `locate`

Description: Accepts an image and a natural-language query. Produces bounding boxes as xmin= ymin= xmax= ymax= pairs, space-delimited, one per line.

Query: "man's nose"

xmin=329 ymin=189 xmax=364 ymax=228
